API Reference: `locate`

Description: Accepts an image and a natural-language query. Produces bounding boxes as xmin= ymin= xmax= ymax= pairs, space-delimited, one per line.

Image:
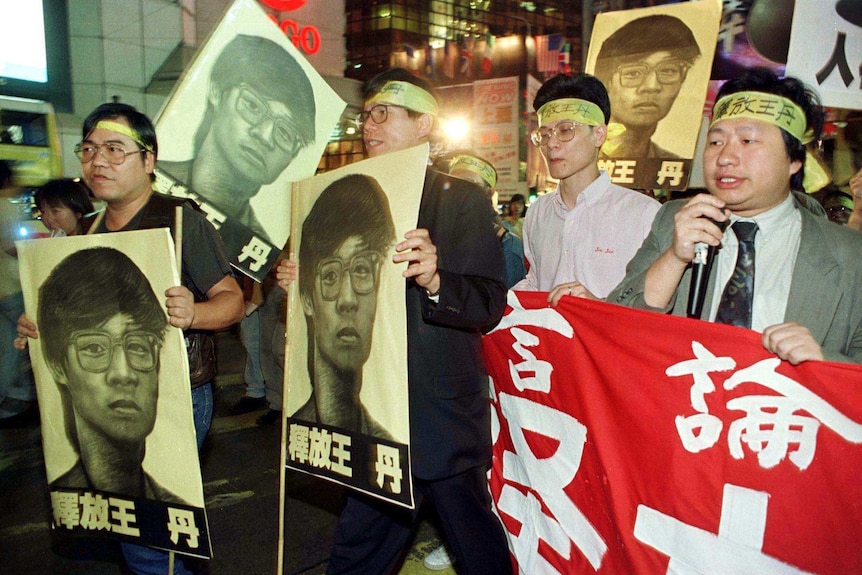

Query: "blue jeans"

xmin=0 ymin=291 xmax=35 ymax=418
xmin=121 ymin=382 xmax=212 ymax=573
xmin=240 ymin=310 xmax=266 ymax=398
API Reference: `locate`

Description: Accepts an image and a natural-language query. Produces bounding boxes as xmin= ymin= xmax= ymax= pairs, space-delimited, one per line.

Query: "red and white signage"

xmin=484 ymin=291 xmax=862 ymax=574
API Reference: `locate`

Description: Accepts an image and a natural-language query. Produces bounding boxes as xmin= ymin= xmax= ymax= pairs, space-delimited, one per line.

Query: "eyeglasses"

xmin=355 ymin=105 xmax=390 ymax=129
xmin=74 ymin=142 xmax=144 ymax=165
xmin=615 ymin=60 xmax=688 ymax=88
xmin=531 ymin=121 xmax=581 ymax=147
xmin=317 ymin=251 xmax=382 ymax=301
xmin=235 ymin=85 xmax=301 ymax=153
xmin=68 ymin=330 xmax=160 ymax=373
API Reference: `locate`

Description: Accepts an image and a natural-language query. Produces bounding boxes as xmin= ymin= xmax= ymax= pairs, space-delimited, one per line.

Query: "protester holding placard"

xmin=17 ymin=102 xmax=244 ymax=574
xmin=278 ymin=67 xmax=510 ymax=574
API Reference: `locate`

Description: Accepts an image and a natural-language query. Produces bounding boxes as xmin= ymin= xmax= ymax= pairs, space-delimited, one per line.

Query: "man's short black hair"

xmin=298 ymin=174 xmax=396 ymax=303
xmin=82 ymin=103 xmax=158 ymax=182
xmin=363 ymin=67 xmax=437 ymax=120
xmin=83 ymin=103 xmax=158 ymax=157
xmin=196 ymin=34 xmax=316 ymax=153
xmin=34 ymin=178 xmax=94 ymax=217
xmin=533 ymin=73 xmax=611 ymax=124
xmin=39 ymin=247 xmax=168 ymax=374
xmin=594 ymin=15 xmax=701 ymax=84
xmin=715 ymin=68 xmax=823 ymax=192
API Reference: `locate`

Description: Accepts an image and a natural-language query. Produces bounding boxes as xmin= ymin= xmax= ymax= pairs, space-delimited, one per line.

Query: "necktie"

xmin=715 ymin=221 xmax=758 ymax=328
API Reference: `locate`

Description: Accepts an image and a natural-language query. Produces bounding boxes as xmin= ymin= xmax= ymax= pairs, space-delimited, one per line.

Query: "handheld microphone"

xmin=686 ymin=242 xmax=715 ymax=319
xmin=686 ymin=216 xmax=727 ymax=319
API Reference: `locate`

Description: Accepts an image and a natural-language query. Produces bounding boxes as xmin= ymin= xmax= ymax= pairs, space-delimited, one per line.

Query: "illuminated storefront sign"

xmin=259 ymin=0 xmax=321 ymax=55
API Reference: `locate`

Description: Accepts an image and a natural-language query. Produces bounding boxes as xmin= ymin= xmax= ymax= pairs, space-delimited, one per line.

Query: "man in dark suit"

xmin=609 ymin=68 xmax=862 ymax=366
xmin=278 ymin=68 xmax=511 ymax=574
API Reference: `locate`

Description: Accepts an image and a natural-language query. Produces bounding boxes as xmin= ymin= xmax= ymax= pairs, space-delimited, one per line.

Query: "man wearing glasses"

xmin=158 ymin=34 xmax=316 ymax=241
xmin=593 ymin=14 xmax=701 ymax=159
xmin=515 ymin=73 xmax=659 ymax=302
xmin=293 ymin=174 xmax=396 ymax=441
xmin=37 ymin=247 xmax=186 ymax=503
xmin=17 ymin=102 xmax=243 ymax=575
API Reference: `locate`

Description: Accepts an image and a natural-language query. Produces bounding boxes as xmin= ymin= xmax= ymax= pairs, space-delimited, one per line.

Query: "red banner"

xmin=484 ymin=291 xmax=862 ymax=574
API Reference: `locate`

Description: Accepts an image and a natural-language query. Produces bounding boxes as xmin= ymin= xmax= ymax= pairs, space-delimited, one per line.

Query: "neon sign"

xmin=259 ymin=0 xmax=321 ymax=55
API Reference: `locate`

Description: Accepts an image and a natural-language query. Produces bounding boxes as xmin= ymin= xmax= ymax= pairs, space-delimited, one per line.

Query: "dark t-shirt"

xmin=93 ymin=194 xmax=234 ymax=296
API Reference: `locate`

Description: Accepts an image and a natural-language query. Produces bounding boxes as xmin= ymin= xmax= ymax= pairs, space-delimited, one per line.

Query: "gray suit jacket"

xmin=608 ymin=197 xmax=862 ymax=364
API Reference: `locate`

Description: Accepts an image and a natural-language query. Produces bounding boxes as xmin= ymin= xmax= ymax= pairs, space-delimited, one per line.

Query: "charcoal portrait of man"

xmin=594 ymin=14 xmax=701 ymax=159
xmin=39 ymin=247 xmax=187 ymax=505
xmin=292 ymin=174 xmax=397 ymax=441
xmin=159 ymin=34 xmax=316 ymax=241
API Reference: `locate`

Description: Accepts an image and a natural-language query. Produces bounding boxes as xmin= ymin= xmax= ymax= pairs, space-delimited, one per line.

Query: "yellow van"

xmin=0 ymin=95 xmax=63 ymax=187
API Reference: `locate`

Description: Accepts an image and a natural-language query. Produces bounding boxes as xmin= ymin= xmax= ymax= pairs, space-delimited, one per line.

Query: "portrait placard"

xmin=585 ymin=0 xmax=720 ymax=191
xmin=153 ymin=0 xmax=346 ymax=281
xmin=17 ymin=229 xmax=210 ymax=558
xmin=283 ymin=144 xmax=428 ymax=508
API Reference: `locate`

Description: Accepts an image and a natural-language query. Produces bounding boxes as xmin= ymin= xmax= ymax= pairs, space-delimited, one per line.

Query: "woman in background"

xmin=34 ymin=178 xmax=94 ymax=237
xmin=503 ymin=193 xmax=526 ymax=239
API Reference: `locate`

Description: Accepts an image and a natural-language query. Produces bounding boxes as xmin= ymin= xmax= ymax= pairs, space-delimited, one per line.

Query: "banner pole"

xmin=276 ymin=183 xmax=298 ymax=575
xmin=174 ymin=206 xmax=183 ymax=272
xmin=171 ymin=206 xmax=182 ymax=575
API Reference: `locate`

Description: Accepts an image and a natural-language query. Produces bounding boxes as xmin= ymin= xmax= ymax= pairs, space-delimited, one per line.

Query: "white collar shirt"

xmin=514 ymin=171 xmax=660 ymax=298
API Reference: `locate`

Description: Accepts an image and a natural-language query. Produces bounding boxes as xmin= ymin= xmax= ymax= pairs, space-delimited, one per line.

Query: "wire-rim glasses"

xmin=531 ymin=121 xmax=581 ymax=147
xmin=74 ymin=142 xmax=144 ymax=165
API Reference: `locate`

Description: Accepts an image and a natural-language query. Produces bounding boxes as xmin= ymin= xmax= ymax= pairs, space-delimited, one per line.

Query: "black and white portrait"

xmin=18 ymin=229 xmax=202 ymax=507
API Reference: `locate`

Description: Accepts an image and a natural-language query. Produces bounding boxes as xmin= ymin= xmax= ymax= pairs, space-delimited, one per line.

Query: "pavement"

xmin=0 ymin=327 xmax=455 ymax=575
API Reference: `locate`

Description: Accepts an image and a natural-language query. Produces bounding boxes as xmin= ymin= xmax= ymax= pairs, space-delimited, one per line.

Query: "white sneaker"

xmin=423 ymin=544 xmax=453 ymax=570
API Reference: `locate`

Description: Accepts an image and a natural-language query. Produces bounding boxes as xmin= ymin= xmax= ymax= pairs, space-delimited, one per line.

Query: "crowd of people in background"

xmin=3 ymin=60 xmax=862 ymax=575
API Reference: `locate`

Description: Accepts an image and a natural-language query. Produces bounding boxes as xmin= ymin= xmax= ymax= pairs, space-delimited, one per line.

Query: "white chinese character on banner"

xmin=656 ymin=161 xmax=685 ymax=187
xmin=330 ymin=432 xmax=352 ymax=477
xmin=109 ymin=498 xmax=140 ymax=537
xmin=491 ymin=292 xmax=607 ymax=572
xmin=167 ymin=508 xmax=200 ymax=548
xmin=238 ymin=236 xmax=273 ymax=272
xmin=288 ymin=423 xmax=310 ymax=463
xmin=635 ymin=483 xmax=812 ymax=574
xmin=308 ymin=427 xmax=333 ymax=469
xmin=80 ymin=492 xmax=111 ymax=531
xmin=52 ymin=491 xmax=80 ymax=529
xmin=374 ymin=444 xmax=403 ymax=493
xmin=668 ymin=343 xmax=862 ymax=470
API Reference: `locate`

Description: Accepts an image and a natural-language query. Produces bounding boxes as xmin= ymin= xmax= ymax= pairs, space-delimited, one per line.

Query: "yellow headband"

xmin=710 ymin=91 xmax=829 ymax=193
xmin=711 ymin=92 xmax=810 ymax=142
xmin=94 ymin=120 xmax=154 ymax=152
xmin=366 ymin=81 xmax=439 ymax=117
xmin=537 ymin=98 xmax=605 ymax=127
xmin=450 ymin=155 xmax=497 ymax=188
xmin=825 ymin=194 xmax=854 ymax=211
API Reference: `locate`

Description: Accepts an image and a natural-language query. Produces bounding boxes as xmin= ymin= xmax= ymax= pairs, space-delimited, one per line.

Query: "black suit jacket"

xmin=407 ymin=169 xmax=507 ymax=480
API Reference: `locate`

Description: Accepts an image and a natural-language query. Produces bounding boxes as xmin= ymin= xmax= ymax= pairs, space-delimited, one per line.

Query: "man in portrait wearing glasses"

xmin=38 ymin=247 xmax=187 ymax=503
xmin=17 ymin=102 xmax=243 ymax=575
xmin=593 ymin=14 xmax=701 ymax=159
xmin=158 ymin=34 xmax=316 ymax=241
xmin=293 ymin=174 xmax=396 ymax=441
xmin=515 ymin=73 xmax=659 ymax=303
